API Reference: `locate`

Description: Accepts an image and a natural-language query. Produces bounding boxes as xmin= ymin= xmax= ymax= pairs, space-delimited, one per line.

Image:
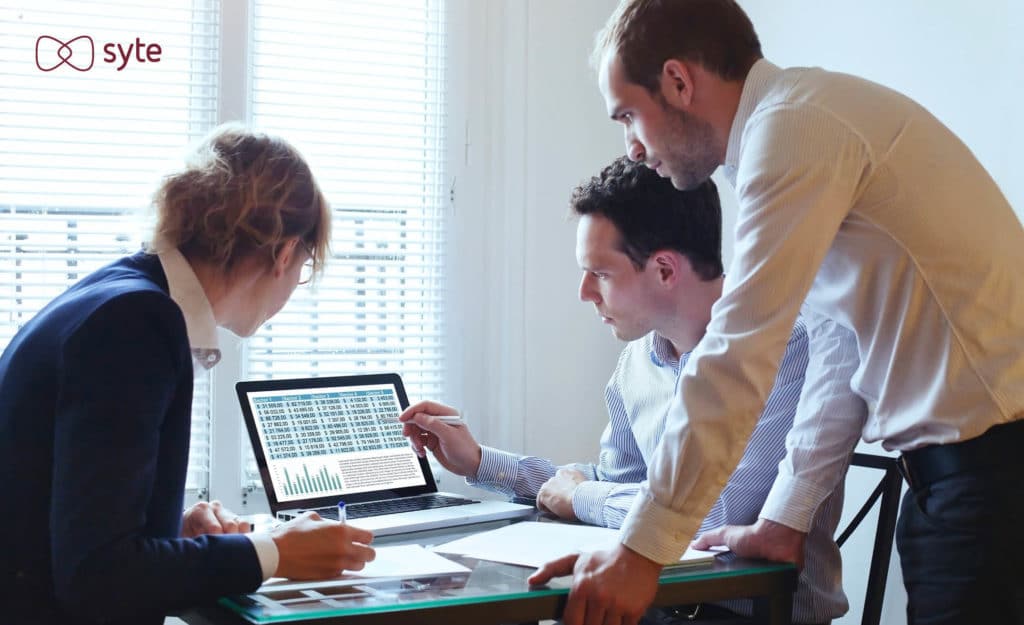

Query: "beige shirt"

xmin=621 ymin=59 xmax=1024 ymax=563
xmin=155 ymin=244 xmax=221 ymax=369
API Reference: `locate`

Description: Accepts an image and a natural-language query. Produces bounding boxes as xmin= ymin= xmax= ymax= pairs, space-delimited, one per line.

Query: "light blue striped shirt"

xmin=472 ymin=319 xmax=847 ymax=623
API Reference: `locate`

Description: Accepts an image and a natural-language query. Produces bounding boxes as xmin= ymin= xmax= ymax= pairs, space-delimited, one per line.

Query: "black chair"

xmin=836 ymin=453 xmax=903 ymax=625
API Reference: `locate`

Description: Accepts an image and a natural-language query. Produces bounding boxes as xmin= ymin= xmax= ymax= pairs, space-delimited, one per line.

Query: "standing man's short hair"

xmin=569 ymin=156 xmax=723 ymax=280
xmin=593 ymin=0 xmax=763 ymax=91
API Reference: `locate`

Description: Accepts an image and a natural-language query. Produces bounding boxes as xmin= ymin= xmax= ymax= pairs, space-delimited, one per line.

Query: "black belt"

xmin=898 ymin=418 xmax=1024 ymax=491
xmin=652 ymin=603 xmax=824 ymax=625
xmin=652 ymin=603 xmax=746 ymax=621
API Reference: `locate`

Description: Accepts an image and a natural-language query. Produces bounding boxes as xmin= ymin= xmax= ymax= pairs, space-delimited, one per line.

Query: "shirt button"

xmin=497 ymin=471 xmax=506 ymax=479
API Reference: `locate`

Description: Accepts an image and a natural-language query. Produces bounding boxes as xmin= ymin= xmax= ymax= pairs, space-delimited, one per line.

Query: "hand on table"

xmin=182 ymin=500 xmax=251 ymax=537
xmin=528 ymin=543 xmax=662 ymax=625
xmin=692 ymin=518 xmax=807 ymax=569
xmin=536 ymin=468 xmax=587 ymax=521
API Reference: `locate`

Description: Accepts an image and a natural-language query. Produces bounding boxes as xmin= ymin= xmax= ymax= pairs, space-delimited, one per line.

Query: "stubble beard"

xmin=663 ymin=107 xmax=720 ymax=191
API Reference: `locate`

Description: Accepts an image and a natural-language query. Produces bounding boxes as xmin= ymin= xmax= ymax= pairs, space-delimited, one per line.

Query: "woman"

xmin=0 ymin=125 xmax=375 ymax=625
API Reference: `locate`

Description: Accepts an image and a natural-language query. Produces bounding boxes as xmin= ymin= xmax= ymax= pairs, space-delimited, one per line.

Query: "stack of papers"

xmin=431 ymin=521 xmax=723 ymax=570
xmin=257 ymin=544 xmax=471 ymax=591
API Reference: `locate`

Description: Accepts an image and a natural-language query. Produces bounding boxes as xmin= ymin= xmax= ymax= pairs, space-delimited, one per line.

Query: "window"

xmin=0 ymin=0 xmax=449 ymax=504
xmin=241 ymin=0 xmax=449 ymax=489
xmin=0 ymin=0 xmax=219 ymax=492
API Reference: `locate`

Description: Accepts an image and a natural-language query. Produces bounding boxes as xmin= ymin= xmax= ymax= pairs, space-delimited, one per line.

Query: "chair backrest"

xmin=836 ymin=453 xmax=903 ymax=625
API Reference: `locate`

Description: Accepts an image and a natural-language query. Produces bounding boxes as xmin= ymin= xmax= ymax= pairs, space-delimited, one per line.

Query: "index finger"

xmin=402 ymin=421 xmax=427 ymax=438
xmin=341 ymin=543 xmax=377 ymax=570
xmin=343 ymin=524 xmax=375 ymax=545
xmin=691 ymin=527 xmax=727 ymax=550
xmin=527 ymin=552 xmax=579 ymax=586
xmin=401 ymin=411 xmax=453 ymax=436
xmin=401 ymin=422 xmax=429 ymax=456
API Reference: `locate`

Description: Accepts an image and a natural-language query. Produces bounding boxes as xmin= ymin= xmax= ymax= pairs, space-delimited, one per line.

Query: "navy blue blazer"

xmin=0 ymin=252 xmax=261 ymax=625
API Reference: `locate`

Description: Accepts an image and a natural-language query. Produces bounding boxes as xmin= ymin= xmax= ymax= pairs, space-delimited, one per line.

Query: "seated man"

xmin=401 ymin=157 xmax=860 ymax=625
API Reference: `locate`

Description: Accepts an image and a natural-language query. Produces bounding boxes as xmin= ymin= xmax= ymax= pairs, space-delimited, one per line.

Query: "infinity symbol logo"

xmin=35 ymin=35 xmax=95 ymax=72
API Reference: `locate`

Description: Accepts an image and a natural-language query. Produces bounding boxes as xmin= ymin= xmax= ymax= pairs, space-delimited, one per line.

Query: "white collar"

xmin=724 ymin=58 xmax=783 ymax=176
xmin=153 ymin=244 xmax=222 ymax=369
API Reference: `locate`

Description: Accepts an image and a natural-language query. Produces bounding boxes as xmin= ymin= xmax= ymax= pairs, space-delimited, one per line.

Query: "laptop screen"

xmin=240 ymin=377 xmax=429 ymax=505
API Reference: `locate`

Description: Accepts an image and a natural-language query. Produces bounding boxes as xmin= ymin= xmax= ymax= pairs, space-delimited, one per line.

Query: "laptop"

xmin=236 ymin=373 xmax=534 ymax=536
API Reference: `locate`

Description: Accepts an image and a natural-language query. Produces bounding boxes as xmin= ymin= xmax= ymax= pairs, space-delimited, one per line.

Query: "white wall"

xmin=738 ymin=0 xmax=1024 ymax=221
xmin=446 ymin=0 xmax=623 ymax=464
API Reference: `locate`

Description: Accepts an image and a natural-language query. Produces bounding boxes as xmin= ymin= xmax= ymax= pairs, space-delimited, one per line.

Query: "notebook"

xmin=236 ymin=373 xmax=533 ymax=536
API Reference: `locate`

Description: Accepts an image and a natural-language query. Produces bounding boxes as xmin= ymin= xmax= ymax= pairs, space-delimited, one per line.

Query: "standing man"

xmin=403 ymin=157 xmax=853 ymax=624
xmin=530 ymin=2 xmax=1024 ymax=625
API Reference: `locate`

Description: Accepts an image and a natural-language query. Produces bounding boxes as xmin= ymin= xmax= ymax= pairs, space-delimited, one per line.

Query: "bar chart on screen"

xmin=276 ymin=461 xmax=344 ymax=497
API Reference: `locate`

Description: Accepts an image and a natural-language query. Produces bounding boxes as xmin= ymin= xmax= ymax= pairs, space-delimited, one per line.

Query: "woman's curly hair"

xmin=152 ymin=123 xmax=330 ymax=280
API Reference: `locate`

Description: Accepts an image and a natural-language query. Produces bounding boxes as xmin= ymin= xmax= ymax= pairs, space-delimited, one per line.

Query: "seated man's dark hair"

xmin=569 ymin=156 xmax=723 ymax=280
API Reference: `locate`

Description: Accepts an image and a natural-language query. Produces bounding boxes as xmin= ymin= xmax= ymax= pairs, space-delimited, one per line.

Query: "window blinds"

xmin=0 ymin=0 xmax=220 ymax=491
xmin=244 ymin=0 xmax=449 ymax=486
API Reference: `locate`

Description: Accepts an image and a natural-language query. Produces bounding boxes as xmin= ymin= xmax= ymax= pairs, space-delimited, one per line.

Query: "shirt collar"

xmin=647 ymin=332 xmax=691 ymax=370
xmin=153 ymin=244 xmax=222 ymax=370
xmin=723 ymin=58 xmax=783 ymax=180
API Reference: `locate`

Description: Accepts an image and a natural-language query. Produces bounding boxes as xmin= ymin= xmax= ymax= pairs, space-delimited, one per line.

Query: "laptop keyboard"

xmin=310 ymin=494 xmax=479 ymax=520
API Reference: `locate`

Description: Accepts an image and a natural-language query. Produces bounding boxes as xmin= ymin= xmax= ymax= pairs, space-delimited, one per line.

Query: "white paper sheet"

xmin=258 ymin=544 xmax=471 ymax=591
xmin=431 ymin=521 xmax=722 ymax=569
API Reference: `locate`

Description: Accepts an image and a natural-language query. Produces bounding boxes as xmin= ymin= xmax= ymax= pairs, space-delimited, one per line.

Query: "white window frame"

xmin=203 ymin=0 xmax=464 ymax=511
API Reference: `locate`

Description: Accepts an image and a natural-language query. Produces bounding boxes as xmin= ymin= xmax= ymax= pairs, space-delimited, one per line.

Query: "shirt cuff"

xmin=571 ymin=480 xmax=616 ymax=527
xmin=619 ymin=487 xmax=704 ymax=565
xmin=243 ymin=532 xmax=280 ymax=581
xmin=467 ymin=445 xmax=519 ymax=493
xmin=758 ymin=473 xmax=832 ymax=532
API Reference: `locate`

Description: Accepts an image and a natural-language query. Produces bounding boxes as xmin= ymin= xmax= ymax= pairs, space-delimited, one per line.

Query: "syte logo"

xmin=35 ymin=35 xmax=162 ymax=72
xmin=35 ymin=35 xmax=94 ymax=72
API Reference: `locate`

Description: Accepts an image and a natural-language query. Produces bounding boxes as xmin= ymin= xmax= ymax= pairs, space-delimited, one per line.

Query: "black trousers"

xmin=896 ymin=420 xmax=1024 ymax=625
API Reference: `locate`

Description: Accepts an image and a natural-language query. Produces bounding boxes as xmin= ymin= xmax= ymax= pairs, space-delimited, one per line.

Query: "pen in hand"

xmin=436 ymin=414 xmax=464 ymax=426
xmin=337 ymin=501 xmax=347 ymax=523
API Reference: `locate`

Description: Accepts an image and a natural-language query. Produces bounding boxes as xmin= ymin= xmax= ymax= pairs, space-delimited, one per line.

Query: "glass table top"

xmin=218 ymin=520 xmax=794 ymax=624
